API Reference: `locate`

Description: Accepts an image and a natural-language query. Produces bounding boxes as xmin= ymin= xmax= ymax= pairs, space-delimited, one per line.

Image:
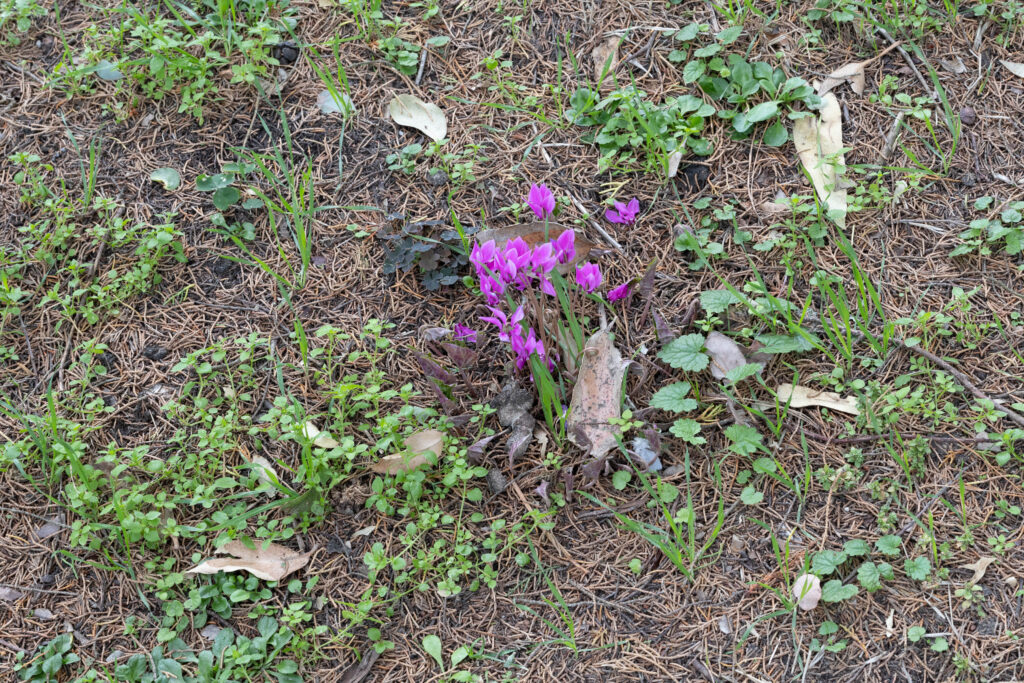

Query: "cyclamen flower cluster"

xmin=470 ymin=229 xmax=603 ymax=372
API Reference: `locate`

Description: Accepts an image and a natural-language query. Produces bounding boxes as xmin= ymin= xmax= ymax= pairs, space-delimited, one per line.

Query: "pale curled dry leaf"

xmin=793 ymin=93 xmax=847 ymax=228
xmin=1000 ymin=60 xmax=1024 ymax=78
xmin=372 ymin=429 xmax=444 ymax=474
xmin=567 ymin=328 xmax=627 ymax=460
xmin=303 ymin=421 xmax=339 ymax=449
xmin=818 ymin=61 xmax=866 ymax=95
xmin=705 ymin=331 xmax=748 ymax=381
xmin=940 ymin=57 xmax=967 ymax=74
xmin=961 ymin=556 xmax=996 ymax=585
xmin=388 ymin=94 xmax=447 ymax=141
xmin=249 ymin=456 xmax=281 ymax=497
xmin=777 ymin=383 xmax=860 ymax=416
xmin=793 ymin=573 xmax=822 ymax=611
xmin=186 ymin=540 xmax=313 ymax=582
xmin=591 ymin=35 xmax=619 ymax=83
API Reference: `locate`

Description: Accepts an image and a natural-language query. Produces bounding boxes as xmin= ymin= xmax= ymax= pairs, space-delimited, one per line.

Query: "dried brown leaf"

xmin=372 ymin=429 xmax=444 ymax=474
xmin=793 ymin=93 xmax=847 ymax=228
xmin=186 ymin=540 xmax=313 ymax=582
xmin=961 ymin=556 xmax=996 ymax=585
xmin=705 ymin=331 xmax=748 ymax=381
xmin=793 ymin=573 xmax=822 ymax=611
xmin=1000 ymin=60 xmax=1024 ymax=78
xmin=819 ymin=61 xmax=867 ymax=95
xmin=777 ymin=383 xmax=859 ymax=416
xmin=303 ymin=421 xmax=339 ymax=449
xmin=591 ymin=36 xmax=619 ymax=83
xmin=567 ymin=328 xmax=627 ymax=460
xmin=388 ymin=94 xmax=447 ymax=141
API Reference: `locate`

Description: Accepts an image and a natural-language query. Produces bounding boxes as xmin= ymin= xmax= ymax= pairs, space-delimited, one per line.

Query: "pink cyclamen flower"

xmin=470 ymin=240 xmax=498 ymax=275
xmin=538 ymin=275 xmax=556 ymax=296
xmin=553 ymin=229 xmax=575 ymax=264
xmin=502 ymin=237 xmax=533 ymax=286
xmin=454 ymin=324 xmax=477 ymax=343
xmin=605 ymin=198 xmax=640 ymax=225
xmin=575 ymin=262 xmax=602 ymax=293
xmin=479 ymin=274 xmax=505 ymax=305
xmin=608 ymin=281 xmax=631 ymax=302
xmin=531 ymin=242 xmax=557 ymax=274
xmin=526 ymin=183 xmax=556 ymax=219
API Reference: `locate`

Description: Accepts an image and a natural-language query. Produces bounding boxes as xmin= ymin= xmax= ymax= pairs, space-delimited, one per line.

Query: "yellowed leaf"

xmin=793 ymin=93 xmax=847 ymax=228
xmin=567 ymin=328 xmax=627 ymax=460
xmin=777 ymin=383 xmax=859 ymax=416
xmin=372 ymin=429 xmax=443 ymax=474
xmin=186 ymin=540 xmax=312 ymax=581
xmin=961 ymin=556 xmax=996 ymax=585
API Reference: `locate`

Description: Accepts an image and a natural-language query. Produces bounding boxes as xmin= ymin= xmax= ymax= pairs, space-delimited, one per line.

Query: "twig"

xmin=414 ymin=48 xmax=427 ymax=86
xmin=878 ymin=111 xmax=906 ymax=164
xmin=875 ymin=28 xmax=933 ymax=97
xmin=895 ymin=339 xmax=1024 ymax=429
xmin=568 ymin=194 xmax=623 ymax=250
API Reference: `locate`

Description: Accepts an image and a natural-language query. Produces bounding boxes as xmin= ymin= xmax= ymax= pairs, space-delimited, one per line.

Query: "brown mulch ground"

xmin=2 ymin=0 xmax=1024 ymax=680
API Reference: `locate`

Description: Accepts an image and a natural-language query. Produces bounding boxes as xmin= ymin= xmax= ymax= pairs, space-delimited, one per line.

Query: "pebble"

xmin=426 ymin=169 xmax=449 ymax=186
xmin=960 ymin=106 xmax=977 ymax=126
xmin=142 ymin=345 xmax=168 ymax=361
xmin=486 ymin=468 xmax=508 ymax=495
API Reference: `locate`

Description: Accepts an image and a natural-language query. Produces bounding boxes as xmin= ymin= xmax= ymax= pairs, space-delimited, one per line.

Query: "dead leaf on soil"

xmin=475 ymin=222 xmax=599 ymax=273
xmin=961 ymin=556 xmax=996 ymax=585
xmin=186 ymin=540 xmax=313 ymax=582
xmin=372 ymin=429 xmax=443 ymax=475
xmin=592 ymin=36 xmax=619 ymax=83
xmin=705 ymin=331 xmax=749 ymax=381
xmin=818 ymin=60 xmax=867 ymax=95
xmin=303 ymin=421 xmax=339 ymax=449
xmin=388 ymin=94 xmax=447 ymax=141
xmin=567 ymin=327 xmax=627 ymax=460
xmin=777 ymin=383 xmax=859 ymax=416
xmin=940 ymin=57 xmax=967 ymax=74
xmin=1000 ymin=60 xmax=1024 ymax=79
xmin=793 ymin=573 xmax=822 ymax=611
xmin=35 ymin=514 xmax=64 ymax=540
xmin=249 ymin=456 xmax=281 ymax=496
xmin=0 ymin=587 xmax=25 ymax=602
xmin=793 ymin=93 xmax=847 ymax=228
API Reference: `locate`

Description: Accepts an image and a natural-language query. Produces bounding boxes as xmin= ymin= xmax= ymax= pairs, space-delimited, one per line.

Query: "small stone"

xmin=33 ymin=608 xmax=55 ymax=620
xmin=142 ymin=345 xmax=168 ymax=361
xmin=729 ymin=535 xmax=745 ymax=554
xmin=426 ymin=169 xmax=449 ymax=186
xmin=200 ymin=625 xmax=222 ymax=640
xmin=960 ymin=106 xmax=977 ymax=126
xmin=273 ymin=42 xmax=299 ymax=65
xmin=486 ymin=468 xmax=508 ymax=495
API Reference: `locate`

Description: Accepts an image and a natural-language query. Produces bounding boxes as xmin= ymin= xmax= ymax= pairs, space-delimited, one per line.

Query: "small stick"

xmin=878 ymin=111 xmax=906 ymax=164
xmin=875 ymin=27 xmax=933 ymax=97
xmin=414 ymin=48 xmax=427 ymax=86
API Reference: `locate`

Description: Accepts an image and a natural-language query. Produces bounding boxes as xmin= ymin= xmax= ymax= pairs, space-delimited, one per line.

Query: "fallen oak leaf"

xmin=186 ymin=540 xmax=312 ymax=582
xmin=567 ymin=327 xmax=627 ymax=461
xmin=372 ymin=429 xmax=444 ymax=475
xmin=777 ymin=383 xmax=859 ymax=416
